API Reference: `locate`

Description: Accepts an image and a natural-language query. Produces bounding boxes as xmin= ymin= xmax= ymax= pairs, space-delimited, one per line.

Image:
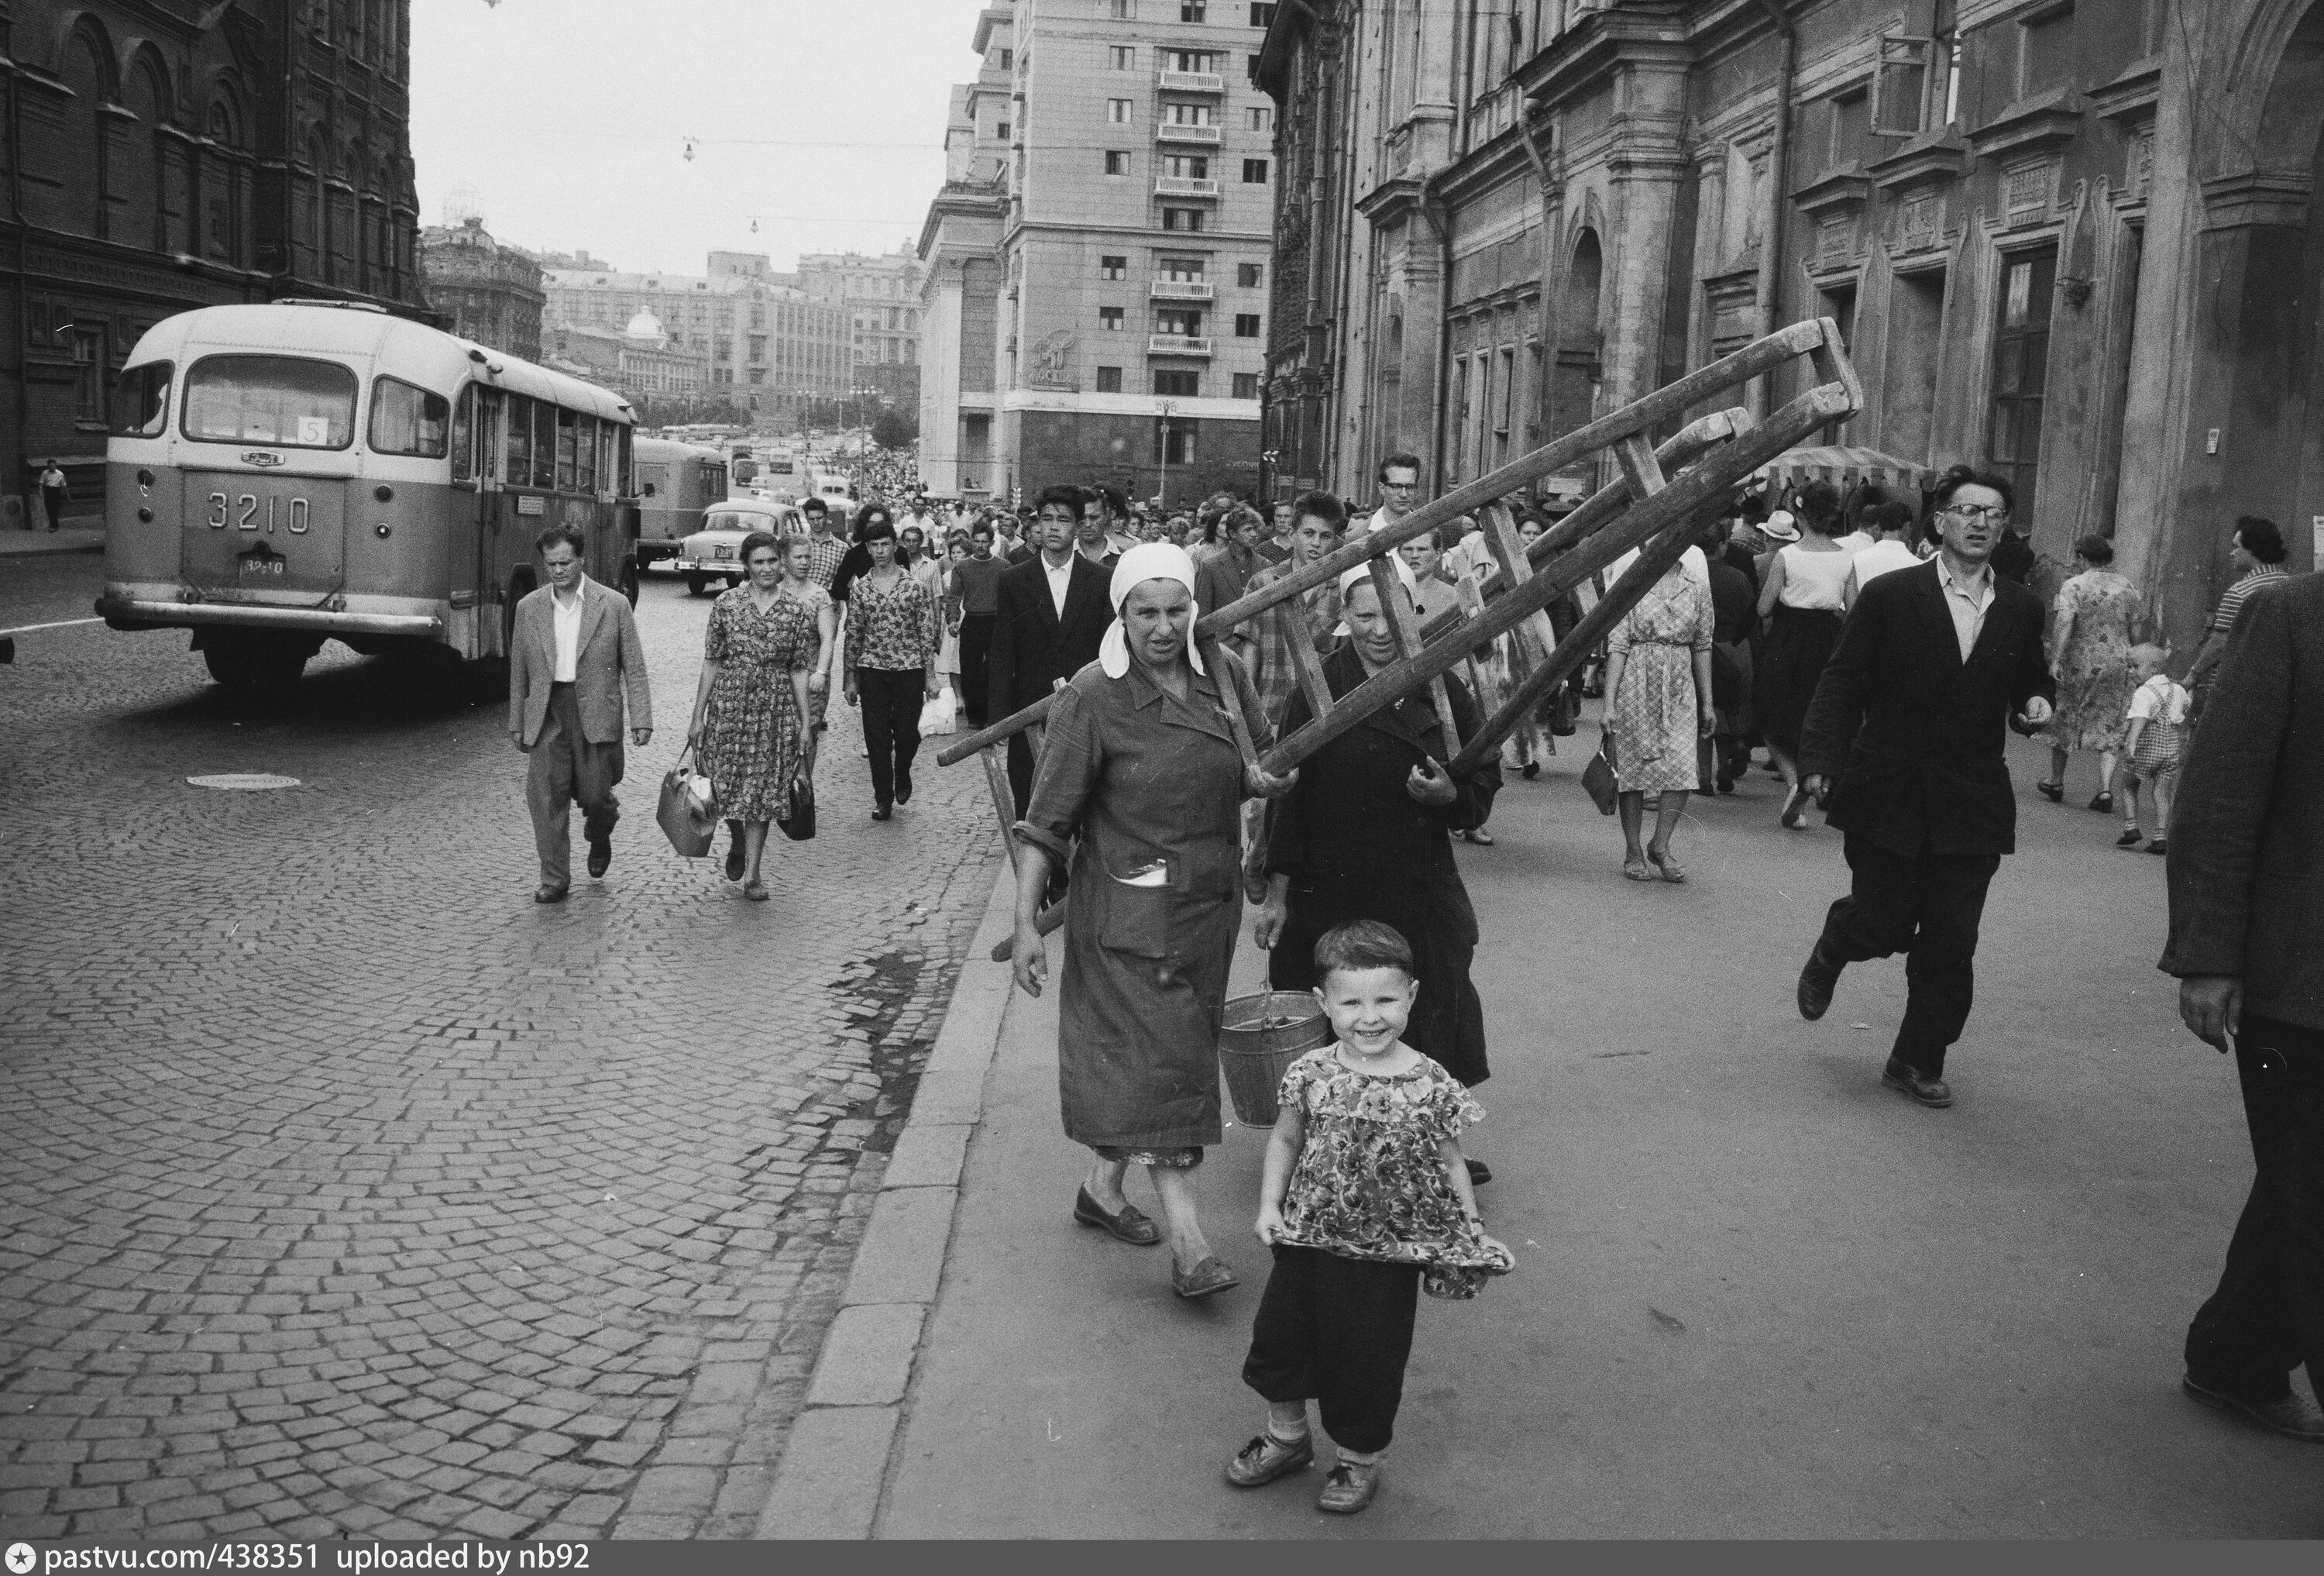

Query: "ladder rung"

xmin=1614 ymin=432 xmax=1668 ymax=497
xmin=1282 ymin=603 xmax=1336 ymax=728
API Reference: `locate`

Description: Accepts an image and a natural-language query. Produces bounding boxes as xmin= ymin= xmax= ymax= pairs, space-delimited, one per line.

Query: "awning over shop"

xmin=1750 ymin=445 xmax=1934 ymax=493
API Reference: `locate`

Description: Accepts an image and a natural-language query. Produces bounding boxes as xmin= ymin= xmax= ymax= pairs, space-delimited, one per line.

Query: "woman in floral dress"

xmin=684 ymin=532 xmax=825 ymax=900
xmin=2034 ymin=533 xmax=2144 ymax=813
xmin=1602 ymin=554 xmax=1715 ymax=882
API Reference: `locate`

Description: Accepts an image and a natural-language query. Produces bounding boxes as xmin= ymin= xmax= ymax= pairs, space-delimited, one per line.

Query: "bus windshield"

xmin=183 ymin=355 xmax=357 ymax=449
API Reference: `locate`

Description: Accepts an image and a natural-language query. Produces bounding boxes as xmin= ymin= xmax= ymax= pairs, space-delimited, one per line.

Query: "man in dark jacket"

xmin=990 ymin=485 xmax=1112 ymax=815
xmin=2161 ymin=573 xmax=2324 ymax=1442
xmin=1793 ymin=468 xmax=2056 ymax=1108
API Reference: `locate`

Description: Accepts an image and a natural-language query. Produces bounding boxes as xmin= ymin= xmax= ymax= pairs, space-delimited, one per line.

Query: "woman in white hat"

xmin=1009 ymin=543 xmax=1295 ymax=1299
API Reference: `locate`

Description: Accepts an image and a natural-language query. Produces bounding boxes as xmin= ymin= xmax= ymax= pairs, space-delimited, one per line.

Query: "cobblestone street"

xmin=0 ymin=558 xmax=1001 ymax=1541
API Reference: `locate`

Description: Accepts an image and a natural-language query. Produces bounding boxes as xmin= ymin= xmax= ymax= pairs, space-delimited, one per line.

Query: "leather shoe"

xmin=896 ymin=769 xmax=913 ymax=805
xmin=1317 ymin=1461 xmax=1380 ymax=1514
xmin=1171 ymin=1255 xmax=1239 ymax=1299
xmin=1881 ymin=1056 xmax=1953 ymax=1108
xmin=586 ymin=837 xmax=612 ymax=879
xmin=533 ymin=884 xmax=569 ymax=904
xmin=1226 ymin=1432 xmax=1313 ymax=1488
xmin=1797 ymin=944 xmax=1843 ymax=1021
xmin=2181 ymin=1373 xmax=2324 ymax=1442
xmin=1465 ymin=1158 xmax=1492 ymax=1187
xmin=1073 ymin=1187 xmax=1159 ymax=1246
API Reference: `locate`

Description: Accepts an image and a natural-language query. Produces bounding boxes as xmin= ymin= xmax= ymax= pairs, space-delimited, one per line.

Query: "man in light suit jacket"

xmin=1793 ymin=468 xmax=2055 ymax=1109
xmin=2161 ymin=572 xmax=2324 ymax=1443
xmin=510 ymin=525 xmax=653 ymax=903
xmin=988 ymin=485 xmax=1112 ymax=816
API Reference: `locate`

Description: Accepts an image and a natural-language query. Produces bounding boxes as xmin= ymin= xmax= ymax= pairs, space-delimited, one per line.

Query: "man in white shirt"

xmin=509 ymin=526 xmax=654 ymax=903
xmin=1364 ymin=452 xmax=1425 ymax=537
xmin=37 ymin=463 xmax=67 ymax=531
xmin=1842 ymin=500 xmax=1923 ymax=609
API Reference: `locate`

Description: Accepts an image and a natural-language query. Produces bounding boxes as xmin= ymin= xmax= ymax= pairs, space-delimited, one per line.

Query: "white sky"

xmin=409 ymin=0 xmax=974 ymax=274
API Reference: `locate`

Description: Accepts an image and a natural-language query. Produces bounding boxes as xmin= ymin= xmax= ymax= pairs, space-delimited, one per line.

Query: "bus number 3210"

xmin=208 ymin=493 xmax=311 ymax=534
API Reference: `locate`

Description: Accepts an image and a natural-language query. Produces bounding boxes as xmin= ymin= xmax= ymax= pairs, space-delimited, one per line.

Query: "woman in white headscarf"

xmin=1010 ymin=543 xmax=1294 ymax=1300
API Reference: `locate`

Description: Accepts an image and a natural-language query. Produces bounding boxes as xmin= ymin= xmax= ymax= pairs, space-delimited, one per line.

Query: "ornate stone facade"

xmin=420 ymin=217 xmax=543 ymax=362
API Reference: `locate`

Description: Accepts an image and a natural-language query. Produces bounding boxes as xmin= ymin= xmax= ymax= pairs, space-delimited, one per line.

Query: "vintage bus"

xmin=632 ymin=437 xmax=728 ymax=573
xmin=98 ymin=302 xmax=639 ymax=689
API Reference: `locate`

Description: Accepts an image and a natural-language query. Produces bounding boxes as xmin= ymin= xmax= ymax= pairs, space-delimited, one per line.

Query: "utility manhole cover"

xmin=187 ymin=773 xmax=301 ymax=790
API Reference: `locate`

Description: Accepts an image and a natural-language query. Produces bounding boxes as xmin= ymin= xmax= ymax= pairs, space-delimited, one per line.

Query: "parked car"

xmin=669 ymin=499 xmax=806 ymax=594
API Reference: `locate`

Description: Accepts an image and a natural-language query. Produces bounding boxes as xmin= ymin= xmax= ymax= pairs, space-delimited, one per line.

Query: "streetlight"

xmin=1156 ymin=400 xmax=1177 ymax=511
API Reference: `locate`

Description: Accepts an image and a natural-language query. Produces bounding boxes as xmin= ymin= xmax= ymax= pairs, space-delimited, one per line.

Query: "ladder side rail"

xmin=1260 ymin=381 xmax=1851 ymax=776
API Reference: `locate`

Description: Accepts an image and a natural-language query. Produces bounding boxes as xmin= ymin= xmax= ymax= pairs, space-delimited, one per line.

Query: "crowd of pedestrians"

xmin=504 ymin=447 xmax=2319 ymax=1517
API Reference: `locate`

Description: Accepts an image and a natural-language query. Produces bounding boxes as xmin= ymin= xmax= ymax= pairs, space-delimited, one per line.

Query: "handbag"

xmin=656 ymin=752 xmax=720 ymax=857
xmin=776 ymin=773 xmax=817 ymax=841
xmin=918 ymin=686 xmax=958 ymax=737
xmin=1581 ymin=735 xmax=1620 ymax=816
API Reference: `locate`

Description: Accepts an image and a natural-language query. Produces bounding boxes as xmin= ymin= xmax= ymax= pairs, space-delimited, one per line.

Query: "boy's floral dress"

xmin=1274 ymin=1046 xmax=1516 ymax=1299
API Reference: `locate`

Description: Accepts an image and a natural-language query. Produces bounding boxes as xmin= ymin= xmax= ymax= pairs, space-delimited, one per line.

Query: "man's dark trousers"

xmin=527 ymin=683 xmax=621 ymax=890
xmin=42 ymin=485 xmax=64 ymax=530
xmin=1816 ymin=834 xmax=2001 ymax=1076
xmin=957 ymin=613 xmax=995 ymax=727
xmin=2185 ymin=1014 xmax=2324 ymax=1404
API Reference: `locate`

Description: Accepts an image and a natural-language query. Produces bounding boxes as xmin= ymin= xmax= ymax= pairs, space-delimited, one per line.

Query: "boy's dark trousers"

xmin=1242 ymin=1244 xmax=1422 ymax=1454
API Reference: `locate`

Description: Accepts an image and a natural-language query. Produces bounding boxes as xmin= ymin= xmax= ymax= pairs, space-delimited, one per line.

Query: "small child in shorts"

xmin=2119 ymin=642 xmax=2188 ymax=855
xmin=1226 ymin=920 xmax=1514 ymax=1515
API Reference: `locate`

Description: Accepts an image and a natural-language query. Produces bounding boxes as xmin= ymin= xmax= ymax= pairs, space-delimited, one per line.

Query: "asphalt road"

xmin=882 ymin=722 xmax=2322 ymax=1537
xmin=0 ymin=556 xmax=1000 ymax=1541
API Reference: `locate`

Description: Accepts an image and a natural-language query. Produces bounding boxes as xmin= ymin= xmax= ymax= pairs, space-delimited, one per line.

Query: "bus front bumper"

xmin=96 ymin=596 xmax=445 ymax=638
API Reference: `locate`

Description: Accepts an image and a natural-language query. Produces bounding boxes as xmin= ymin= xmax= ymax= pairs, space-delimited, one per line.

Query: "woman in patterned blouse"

xmin=841 ymin=514 xmax=940 ymax=821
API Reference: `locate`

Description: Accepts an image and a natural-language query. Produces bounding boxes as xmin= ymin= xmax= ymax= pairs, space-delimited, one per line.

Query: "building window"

xmin=1247 ymin=53 xmax=1261 ymax=80
xmin=1989 ymin=248 xmax=2056 ymax=520
xmin=1232 ymin=372 xmax=1260 ymax=399
xmin=1096 ymin=366 xmax=1123 ymax=392
xmin=1826 ymin=88 xmax=1869 ymax=170
xmin=1100 ymin=306 xmax=1125 ymax=329
xmin=1109 ymin=98 xmax=1133 ymax=122
xmin=1167 ymin=49 xmax=1218 ymax=72
xmin=1247 ymin=106 xmax=1274 ymax=131
xmin=1156 ymin=308 xmax=1204 ymax=337
xmin=71 ymin=327 xmax=106 ymax=425
xmin=997 ymin=121 xmax=1012 ymax=140
xmin=1237 ymin=263 xmax=1263 ymax=287
xmin=1160 ymin=207 xmax=1205 ymax=232
xmin=1234 ymin=313 xmax=1260 ymax=337
xmin=1872 ymin=35 xmax=1930 ymax=137
xmin=1153 ymin=370 xmax=1201 ymax=397
xmin=1155 ymin=421 xmax=1196 ymax=464
xmin=2020 ymin=5 xmax=2075 ymax=96
xmin=1160 ymin=257 xmax=1205 ymax=280
xmin=1181 ymin=1 xmax=1206 ymax=19
xmin=1101 ymin=255 xmax=1128 ymax=279
xmin=1242 ymin=158 xmax=1269 ymax=183
xmin=999 ymin=48 xmax=1013 ymax=68
xmin=1105 ymin=150 xmax=1130 ymax=174
xmin=1162 ymin=153 xmax=1210 ymax=179
xmin=1110 ymin=45 xmax=1136 ymax=70
xmin=1110 ymin=0 xmax=1136 ymax=15
xmin=1250 ymin=3 xmax=1277 ymax=23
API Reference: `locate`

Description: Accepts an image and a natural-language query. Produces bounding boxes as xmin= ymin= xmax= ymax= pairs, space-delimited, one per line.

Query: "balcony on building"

xmin=1148 ymin=335 xmax=1213 ymax=357
xmin=1157 ymin=70 xmax=1225 ymax=94
xmin=1149 ymin=279 xmax=1215 ymax=301
xmin=1156 ymin=122 xmax=1223 ymax=146
xmin=1154 ymin=176 xmax=1222 ymax=198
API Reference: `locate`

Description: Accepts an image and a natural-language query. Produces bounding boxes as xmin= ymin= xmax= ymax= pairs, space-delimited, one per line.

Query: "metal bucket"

xmin=1219 ymin=991 xmax=1333 ymax=1128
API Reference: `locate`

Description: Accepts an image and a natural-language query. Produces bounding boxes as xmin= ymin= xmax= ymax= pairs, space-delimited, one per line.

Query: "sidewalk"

xmin=0 ymin=527 xmax=103 ymax=556
xmin=833 ymin=734 xmax=2319 ymax=1539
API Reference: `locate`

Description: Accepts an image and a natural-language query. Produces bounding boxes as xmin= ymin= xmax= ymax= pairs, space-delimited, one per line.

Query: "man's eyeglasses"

xmin=1381 ymin=480 xmax=1418 ymax=493
xmin=1944 ymin=503 xmax=2009 ymax=522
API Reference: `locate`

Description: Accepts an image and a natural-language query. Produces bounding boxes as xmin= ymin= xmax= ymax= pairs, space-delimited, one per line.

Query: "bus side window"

xmin=618 ymin=426 xmax=634 ymax=496
xmin=504 ymin=394 xmax=532 ymax=486
xmin=531 ymin=403 xmax=557 ymax=490
xmin=576 ymin=418 xmax=597 ymax=494
xmin=555 ymin=408 xmax=579 ymax=493
xmin=452 ymin=386 xmax=473 ymax=480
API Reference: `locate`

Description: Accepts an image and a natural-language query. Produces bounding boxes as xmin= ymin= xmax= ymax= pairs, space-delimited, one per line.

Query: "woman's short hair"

xmin=533 ymin=524 xmax=586 ymax=556
xmin=2236 ymin=515 xmax=2288 ymax=564
xmin=1796 ymin=481 xmax=1842 ymax=532
xmin=1314 ymin=920 xmax=1415 ymax=982
xmin=737 ymin=530 xmax=782 ymax=567
xmin=2073 ymin=532 xmax=2114 ymax=566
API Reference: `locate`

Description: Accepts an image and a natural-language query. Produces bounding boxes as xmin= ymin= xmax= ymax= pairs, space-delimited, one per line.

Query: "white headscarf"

xmin=1330 ymin=554 xmax=1419 ymax=638
xmin=1099 ymin=542 xmax=1206 ymax=679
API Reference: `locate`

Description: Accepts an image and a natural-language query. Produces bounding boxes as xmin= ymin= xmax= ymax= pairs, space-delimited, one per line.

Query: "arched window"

xmin=123 ymin=55 xmax=170 ymax=252
xmin=205 ymin=97 xmax=243 ymax=266
xmin=301 ymin=130 xmax=328 ymax=279
xmin=57 ymin=30 xmax=111 ymax=238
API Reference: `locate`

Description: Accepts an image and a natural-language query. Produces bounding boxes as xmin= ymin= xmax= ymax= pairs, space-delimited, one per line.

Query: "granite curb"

xmin=752 ymin=859 xmax=1016 ymax=1540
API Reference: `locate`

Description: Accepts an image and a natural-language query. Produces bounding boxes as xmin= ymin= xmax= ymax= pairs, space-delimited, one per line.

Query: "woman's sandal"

xmin=1779 ymin=790 xmax=1806 ymax=829
xmin=742 ymin=879 xmax=769 ymax=902
xmin=1647 ymin=848 xmax=1686 ymax=884
xmin=2036 ymin=780 xmax=2065 ymax=803
xmin=1622 ymin=855 xmax=1654 ymax=882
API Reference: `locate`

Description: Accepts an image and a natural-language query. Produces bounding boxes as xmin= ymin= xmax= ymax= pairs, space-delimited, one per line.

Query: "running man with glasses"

xmin=1791 ymin=467 xmax=2057 ymax=1110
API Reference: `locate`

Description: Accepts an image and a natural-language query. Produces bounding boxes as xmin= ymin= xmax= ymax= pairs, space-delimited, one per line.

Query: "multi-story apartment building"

xmin=799 ymin=245 xmax=928 ymax=406
xmin=1259 ymin=0 xmax=2323 ymax=650
xmin=420 ymin=217 xmax=545 ymax=362
xmin=546 ymin=313 xmax=711 ymax=402
xmin=539 ymin=254 xmax=850 ymax=418
xmin=0 ymin=0 xmax=427 ymax=525
xmin=917 ymin=0 xmax=1279 ymax=505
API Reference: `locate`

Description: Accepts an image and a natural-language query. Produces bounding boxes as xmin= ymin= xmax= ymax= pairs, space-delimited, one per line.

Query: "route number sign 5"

xmin=208 ymin=492 xmax=311 ymax=534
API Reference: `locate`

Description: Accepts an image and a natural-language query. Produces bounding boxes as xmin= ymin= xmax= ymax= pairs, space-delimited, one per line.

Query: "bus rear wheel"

xmin=202 ymin=634 xmax=310 ymax=690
